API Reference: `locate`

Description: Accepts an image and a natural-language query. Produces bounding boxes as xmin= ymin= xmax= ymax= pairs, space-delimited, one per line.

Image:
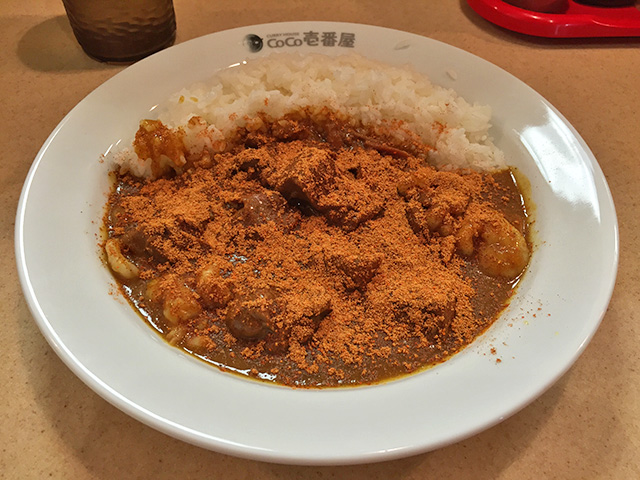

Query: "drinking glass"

xmin=61 ymin=0 xmax=176 ymax=63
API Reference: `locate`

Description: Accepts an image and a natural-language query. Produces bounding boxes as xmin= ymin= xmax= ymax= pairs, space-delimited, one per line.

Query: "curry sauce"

xmin=103 ymin=113 xmax=530 ymax=387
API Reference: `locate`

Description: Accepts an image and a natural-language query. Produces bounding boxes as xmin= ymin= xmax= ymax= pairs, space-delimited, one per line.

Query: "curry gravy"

xmin=103 ymin=116 xmax=530 ymax=387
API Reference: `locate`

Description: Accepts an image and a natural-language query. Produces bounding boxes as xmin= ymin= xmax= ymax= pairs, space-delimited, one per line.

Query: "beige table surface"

xmin=2 ymin=0 xmax=639 ymax=478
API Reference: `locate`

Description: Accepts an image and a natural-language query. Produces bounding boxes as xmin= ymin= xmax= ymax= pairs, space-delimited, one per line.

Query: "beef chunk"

xmin=119 ymin=227 xmax=168 ymax=266
xmin=224 ymin=289 xmax=276 ymax=341
xmin=264 ymin=145 xmax=338 ymax=207
xmin=325 ymin=246 xmax=382 ymax=291
xmin=275 ymin=284 xmax=332 ymax=349
xmin=234 ymin=189 xmax=292 ymax=227
xmin=260 ymin=142 xmax=383 ymax=230
xmin=367 ymin=267 xmax=459 ymax=340
xmin=398 ymin=168 xmax=476 ymax=237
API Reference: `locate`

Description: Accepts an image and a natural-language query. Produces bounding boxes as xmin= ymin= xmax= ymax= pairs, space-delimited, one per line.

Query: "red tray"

xmin=466 ymin=0 xmax=640 ymax=37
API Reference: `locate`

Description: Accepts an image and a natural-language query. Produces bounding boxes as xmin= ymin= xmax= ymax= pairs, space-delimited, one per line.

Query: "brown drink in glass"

xmin=62 ymin=0 xmax=176 ymax=63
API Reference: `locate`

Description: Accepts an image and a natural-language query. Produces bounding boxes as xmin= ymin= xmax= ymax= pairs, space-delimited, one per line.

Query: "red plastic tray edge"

xmin=466 ymin=0 xmax=640 ymax=37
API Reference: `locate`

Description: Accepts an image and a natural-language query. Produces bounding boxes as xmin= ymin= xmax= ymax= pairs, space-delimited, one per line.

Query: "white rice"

xmin=111 ymin=53 xmax=505 ymax=177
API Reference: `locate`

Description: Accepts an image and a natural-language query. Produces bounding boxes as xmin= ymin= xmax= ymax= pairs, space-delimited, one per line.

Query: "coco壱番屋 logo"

xmin=244 ymin=34 xmax=264 ymax=52
xmin=244 ymin=31 xmax=356 ymax=53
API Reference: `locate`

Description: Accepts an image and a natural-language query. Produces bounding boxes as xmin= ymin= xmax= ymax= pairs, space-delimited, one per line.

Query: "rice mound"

xmin=111 ymin=53 xmax=505 ymax=177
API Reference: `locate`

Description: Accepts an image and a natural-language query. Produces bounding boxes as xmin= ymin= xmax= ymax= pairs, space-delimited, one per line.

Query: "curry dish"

xmin=103 ymin=111 xmax=530 ymax=387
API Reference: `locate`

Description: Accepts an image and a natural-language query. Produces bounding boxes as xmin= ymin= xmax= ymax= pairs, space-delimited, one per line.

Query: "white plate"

xmin=15 ymin=22 xmax=618 ymax=465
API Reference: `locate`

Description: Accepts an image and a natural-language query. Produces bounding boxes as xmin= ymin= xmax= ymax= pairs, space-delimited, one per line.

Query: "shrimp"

xmin=195 ymin=261 xmax=233 ymax=309
xmin=105 ymin=238 xmax=139 ymax=279
xmin=146 ymin=277 xmax=202 ymax=325
xmin=456 ymin=205 xmax=529 ymax=280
